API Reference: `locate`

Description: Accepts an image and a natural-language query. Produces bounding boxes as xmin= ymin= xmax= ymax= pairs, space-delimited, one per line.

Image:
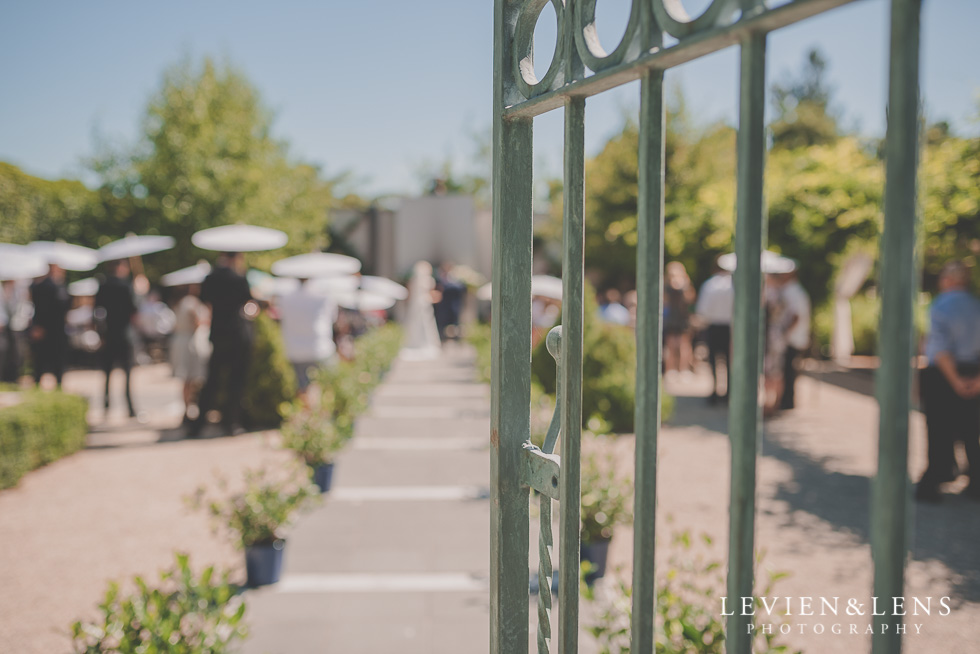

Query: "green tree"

xmin=0 ymin=162 xmax=106 ymax=246
xmin=770 ymin=49 xmax=840 ymax=150
xmin=920 ymin=119 xmax=980 ymax=286
xmin=92 ymin=57 xmax=336 ymax=277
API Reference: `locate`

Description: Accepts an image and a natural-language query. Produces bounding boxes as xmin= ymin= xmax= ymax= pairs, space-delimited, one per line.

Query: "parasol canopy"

xmin=97 ymin=234 xmax=175 ymax=262
xmin=717 ymin=251 xmax=796 ymax=274
xmin=191 ymin=225 xmax=288 ymax=252
xmin=161 ymin=262 xmax=211 ymax=287
xmin=0 ymin=244 xmax=49 ymax=280
xmin=359 ymin=275 xmax=408 ymax=300
xmin=476 ymin=274 xmax=564 ymax=301
xmin=307 ymin=275 xmax=359 ymax=295
xmin=28 ymin=241 xmax=98 ymax=271
xmin=68 ymin=278 xmax=99 ymax=297
xmin=270 ymin=252 xmax=361 ymax=279
xmin=335 ymin=289 xmax=397 ymax=312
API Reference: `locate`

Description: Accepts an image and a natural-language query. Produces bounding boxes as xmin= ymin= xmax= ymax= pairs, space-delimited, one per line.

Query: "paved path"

xmin=242 ymin=347 xmax=491 ymax=654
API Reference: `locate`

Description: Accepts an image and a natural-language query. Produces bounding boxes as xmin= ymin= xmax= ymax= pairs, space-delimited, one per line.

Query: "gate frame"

xmin=490 ymin=1 xmax=922 ymax=653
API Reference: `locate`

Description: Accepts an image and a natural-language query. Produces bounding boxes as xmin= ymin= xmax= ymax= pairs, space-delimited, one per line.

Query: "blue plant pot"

xmin=245 ymin=539 xmax=285 ymax=587
xmin=313 ymin=462 xmax=335 ymax=493
xmin=581 ymin=538 xmax=611 ymax=585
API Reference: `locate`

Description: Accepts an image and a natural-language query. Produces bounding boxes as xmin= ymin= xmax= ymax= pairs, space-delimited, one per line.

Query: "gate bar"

xmin=726 ymin=31 xmax=768 ymax=654
xmin=490 ymin=1 xmax=532 ymax=652
xmin=558 ymin=96 xmax=586 ymax=654
xmin=871 ymin=0 xmax=921 ymax=652
xmin=631 ymin=67 xmax=666 ymax=654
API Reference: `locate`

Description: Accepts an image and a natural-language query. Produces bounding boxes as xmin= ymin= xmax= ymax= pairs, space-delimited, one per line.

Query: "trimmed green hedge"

xmin=0 ymin=390 xmax=89 ymax=489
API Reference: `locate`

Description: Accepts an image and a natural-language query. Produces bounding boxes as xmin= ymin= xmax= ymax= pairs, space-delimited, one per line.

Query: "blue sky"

xmin=0 ymin=0 xmax=977 ymax=197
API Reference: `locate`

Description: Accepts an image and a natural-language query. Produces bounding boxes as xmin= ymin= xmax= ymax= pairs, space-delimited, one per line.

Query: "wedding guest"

xmin=190 ymin=252 xmax=254 ymax=437
xmin=29 ymin=263 xmax=71 ymax=388
xmin=95 ymin=259 xmax=139 ymax=417
xmin=279 ymin=278 xmax=338 ymax=398
xmin=779 ymin=270 xmax=811 ymax=410
xmin=695 ymin=263 xmax=734 ymax=404
xmin=916 ymin=261 xmax=980 ymax=502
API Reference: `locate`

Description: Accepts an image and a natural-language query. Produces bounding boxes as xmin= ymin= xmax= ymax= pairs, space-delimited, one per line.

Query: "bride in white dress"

xmin=401 ymin=260 xmax=442 ymax=360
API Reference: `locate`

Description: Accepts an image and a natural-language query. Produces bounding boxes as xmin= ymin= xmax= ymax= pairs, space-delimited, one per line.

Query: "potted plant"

xmin=280 ymin=403 xmax=346 ymax=493
xmin=580 ymin=446 xmax=633 ymax=584
xmin=193 ymin=467 xmax=318 ymax=587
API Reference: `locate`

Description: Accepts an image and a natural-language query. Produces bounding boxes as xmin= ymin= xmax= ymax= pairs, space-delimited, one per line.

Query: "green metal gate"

xmin=489 ymin=1 xmax=921 ymax=653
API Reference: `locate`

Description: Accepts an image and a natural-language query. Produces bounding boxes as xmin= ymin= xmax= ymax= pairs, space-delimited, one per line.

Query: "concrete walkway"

xmin=242 ymin=347 xmax=492 ymax=654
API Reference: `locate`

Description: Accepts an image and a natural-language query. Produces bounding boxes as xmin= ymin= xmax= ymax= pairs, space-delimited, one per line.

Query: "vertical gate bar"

xmin=726 ymin=31 xmax=767 ymax=654
xmin=558 ymin=96 xmax=585 ymax=654
xmin=491 ymin=1 xmax=532 ymax=653
xmin=871 ymin=1 xmax=921 ymax=652
xmin=631 ymin=67 xmax=666 ymax=654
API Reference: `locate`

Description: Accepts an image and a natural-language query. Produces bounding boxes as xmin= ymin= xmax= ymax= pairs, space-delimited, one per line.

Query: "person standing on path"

xmin=28 ymin=263 xmax=71 ymax=388
xmin=95 ymin=259 xmax=139 ymax=417
xmin=278 ymin=278 xmax=338 ymax=400
xmin=916 ymin=260 xmax=980 ymax=502
xmin=189 ymin=252 xmax=254 ymax=437
xmin=695 ymin=264 xmax=734 ymax=404
xmin=170 ymin=283 xmax=211 ymax=424
xmin=778 ymin=270 xmax=810 ymax=410
xmin=663 ymin=261 xmax=696 ymax=377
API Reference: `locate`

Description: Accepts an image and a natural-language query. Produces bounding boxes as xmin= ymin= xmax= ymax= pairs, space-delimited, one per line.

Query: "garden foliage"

xmin=0 ymin=389 xmax=88 ymax=489
xmin=193 ymin=466 xmax=319 ymax=549
xmin=583 ymin=531 xmax=799 ymax=654
xmin=70 ymin=553 xmax=246 ymax=654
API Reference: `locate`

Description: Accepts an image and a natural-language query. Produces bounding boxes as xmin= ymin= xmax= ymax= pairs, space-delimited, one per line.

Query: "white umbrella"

xmin=717 ymin=251 xmax=796 ymax=274
xmin=161 ymin=262 xmax=211 ymax=287
xmin=97 ymin=234 xmax=175 ymax=262
xmin=28 ymin=241 xmax=98 ymax=271
xmin=270 ymin=252 xmax=361 ymax=278
xmin=191 ymin=225 xmax=288 ymax=252
xmin=359 ymin=275 xmax=408 ymax=300
xmin=0 ymin=244 xmax=48 ymax=280
xmin=68 ymin=277 xmax=99 ymax=297
xmin=475 ymin=275 xmax=564 ymax=301
xmin=254 ymin=276 xmax=300 ymax=299
xmin=306 ymin=275 xmax=359 ymax=296
xmin=335 ymin=289 xmax=397 ymax=312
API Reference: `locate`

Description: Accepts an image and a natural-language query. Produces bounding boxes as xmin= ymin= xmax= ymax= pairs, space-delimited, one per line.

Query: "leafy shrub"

xmin=243 ymin=312 xmax=296 ymax=427
xmin=0 ymin=389 xmax=88 ymax=489
xmin=70 ymin=553 xmax=246 ymax=654
xmin=581 ymin=444 xmax=633 ymax=545
xmin=192 ymin=466 xmax=318 ymax=548
xmin=583 ymin=531 xmax=800 ymax=654
xmin=314 ymin=323 xmax=403 ymax=438
xmin=280 ymin=403 xmax=345 ymax=467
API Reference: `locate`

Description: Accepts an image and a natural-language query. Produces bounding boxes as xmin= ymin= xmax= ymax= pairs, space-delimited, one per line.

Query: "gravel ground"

xmin=592 ymin=369 xmax=980 ymax=654
xmin=0 ymin=365 xmax=292 ymax=654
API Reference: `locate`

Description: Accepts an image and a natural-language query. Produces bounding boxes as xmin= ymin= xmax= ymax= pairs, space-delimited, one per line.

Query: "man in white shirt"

xmin=695 ymin=267 xmax=734 ymax=404
xmin=278 ymin=279 xmax=339 ymax=397
xmin=779 ymin=271 xmax=811 ymax=410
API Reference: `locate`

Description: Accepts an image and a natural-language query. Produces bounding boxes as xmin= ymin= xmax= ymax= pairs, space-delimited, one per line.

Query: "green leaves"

xmin=193 ymin=466 xmax=319 ymax=549
xmin=580 ymin=444 xmax=633 ymax=545
xmin=70 ymin=554 xmax=247 ymax=654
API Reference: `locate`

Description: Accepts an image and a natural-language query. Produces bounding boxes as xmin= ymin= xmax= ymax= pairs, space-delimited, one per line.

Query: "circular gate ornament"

xmin=651 ymin=0 xmax=739 ymax=39
xmin=514 ymin=0 xmax=567 ymax=99
xmin=574 ymin=0 xmax=643 ymax=72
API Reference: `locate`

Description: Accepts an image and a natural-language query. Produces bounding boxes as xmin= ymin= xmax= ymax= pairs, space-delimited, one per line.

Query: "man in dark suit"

xmin=95 ymin=259 xmax=138 ymax=417
xmin=189 ymin=252 xmax=254 ymax=437
xmin=29 ymin=263 xmax=71 ymax=387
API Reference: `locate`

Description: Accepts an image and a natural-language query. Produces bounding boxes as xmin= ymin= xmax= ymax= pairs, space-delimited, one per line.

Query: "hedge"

xmin=0 ymin=390 xmax=89 ymax=489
